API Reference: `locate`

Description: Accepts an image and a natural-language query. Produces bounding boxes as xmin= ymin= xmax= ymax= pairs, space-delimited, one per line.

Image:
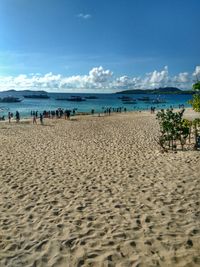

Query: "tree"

xmin=189 ymin=81 xmax=200 ymax=149
xmin=193 ymin=81 xmax=200 ymax=91
xmin=188 ymin=81 xmax=200 ymax=112
xmin=189 ymin=94 xmax=200 ymax=112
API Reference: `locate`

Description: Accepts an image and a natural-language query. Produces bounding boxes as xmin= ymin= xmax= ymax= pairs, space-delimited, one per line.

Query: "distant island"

xmin=0 ymin=89 xmax=48 ymax=96
xmin=116 ymin=87 xmax=194 ymax=95
xmin=0 ymin=88 xmax=194 ymax=95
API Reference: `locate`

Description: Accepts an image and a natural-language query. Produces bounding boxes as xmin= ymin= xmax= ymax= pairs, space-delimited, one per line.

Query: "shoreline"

xmin=0 ymin=106 xmax=199 ymax=124
xmin=0 ymin=93 xmax=193 ymax=120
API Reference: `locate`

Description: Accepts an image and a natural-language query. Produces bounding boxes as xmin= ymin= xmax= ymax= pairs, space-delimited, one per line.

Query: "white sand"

xmin=0 ymin=110 xmax=200 ymax=267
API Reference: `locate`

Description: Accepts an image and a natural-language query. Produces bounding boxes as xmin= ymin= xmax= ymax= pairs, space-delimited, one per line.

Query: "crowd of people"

xmin=30 ymin=108 xmax=76 ymax=120
xmin=1 ymin=106 xmax=127 ymax=123
xmin=1 ymin=104 xmax=182 ymax=123
xmin=150 ymin=106 xmax=156 ymax=114
xmin=101 ymin=107 xmax=127 ymax=116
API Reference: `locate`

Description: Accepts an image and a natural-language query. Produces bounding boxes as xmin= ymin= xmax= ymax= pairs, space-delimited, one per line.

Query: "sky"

xmin=0 ymin=0 xmax=200 ymax=92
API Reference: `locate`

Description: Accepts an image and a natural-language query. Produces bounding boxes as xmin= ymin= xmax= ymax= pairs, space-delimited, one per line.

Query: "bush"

xmin=192 ymin=81 xmax=200 ymax=91
xmin=156 ymin=108 xmax=190 ymax=151
xmin=189 ymin=81 xmax=200 ymax=112
xmin=188 ymin=94 xmax=200 ymax=112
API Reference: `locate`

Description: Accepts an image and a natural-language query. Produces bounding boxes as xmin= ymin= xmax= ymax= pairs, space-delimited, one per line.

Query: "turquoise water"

xmin=0 ymin=92 xmax=193 ymax=118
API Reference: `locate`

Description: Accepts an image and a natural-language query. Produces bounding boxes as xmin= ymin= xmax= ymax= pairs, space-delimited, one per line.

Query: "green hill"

xmin=116 ymin=87 xmax=193 ymax=95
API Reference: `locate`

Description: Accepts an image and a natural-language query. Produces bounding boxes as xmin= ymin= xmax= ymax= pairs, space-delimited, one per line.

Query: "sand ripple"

xmin=0 ymin=112 xmax=200 ymax=266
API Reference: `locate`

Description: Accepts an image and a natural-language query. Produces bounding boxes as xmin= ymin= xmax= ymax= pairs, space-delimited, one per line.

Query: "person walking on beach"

xmin=8 ymin=112 xmax=11 ymax=123
xmin=39 ymin=113 xmax=43 ymax=125
xmin=33 ymin=115 xmax=37 ymax=124
xmin=66 ymin=110 xmax=71 ymax=120
xmin=64 ymin=109 xmax=67 ymax=120
xmin=16 ymin=111 xmax=20 ymax=123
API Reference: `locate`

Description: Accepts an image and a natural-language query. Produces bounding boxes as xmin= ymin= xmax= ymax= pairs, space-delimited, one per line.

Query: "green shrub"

xmin=156 ymin=108 xmax=190 ymax=151
xmin=193 ymin=81 xmax=200 ymax=91
xmin=188 ymin=94 xmax=200 ymax=112
xmin=189 ymin=81 xmax=200 ymax=112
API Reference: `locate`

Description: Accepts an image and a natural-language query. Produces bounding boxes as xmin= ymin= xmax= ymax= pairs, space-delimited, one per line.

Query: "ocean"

xmin=0 ymin=92 xmax=193 ymax=118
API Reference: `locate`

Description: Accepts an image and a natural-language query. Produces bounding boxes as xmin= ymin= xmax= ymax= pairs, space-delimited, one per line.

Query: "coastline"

xmin=0 ymin=92 xmax=193 ymax=119
xmin=0 ymin=109 xmax=200 ymax=266
xmin=0 ymin=106 xmax=199 ymax=124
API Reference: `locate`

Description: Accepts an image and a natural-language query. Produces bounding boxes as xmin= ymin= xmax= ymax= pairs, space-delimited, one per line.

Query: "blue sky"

xmin=0 ymin=0 xmax=199 ymax=92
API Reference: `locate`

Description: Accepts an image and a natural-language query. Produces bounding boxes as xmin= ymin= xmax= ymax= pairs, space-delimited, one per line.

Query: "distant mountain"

xmin=116 ymin=87 xmax=194 ymax=95
xmin=0 ymin=89 xmax=48 ymax=97
xmin=156 ymin=87 xmax=181 ymax=92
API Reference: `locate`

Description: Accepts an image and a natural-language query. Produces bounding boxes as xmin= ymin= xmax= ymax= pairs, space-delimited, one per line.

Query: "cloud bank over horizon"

xmin=0 ymin=66 xmax=199 ymax=93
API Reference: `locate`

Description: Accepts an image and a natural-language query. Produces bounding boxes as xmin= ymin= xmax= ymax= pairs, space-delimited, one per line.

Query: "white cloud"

xmin=113 ymin=76 xmax=141 ymax=89
xmin=60 ymin=66 xmax=112 ymax=89
xmin=173 ymin=72 xmax=190 ymax=83
xmin=0 ymin=66 xmax=112 ymax=91
xmin=148 ymin=66 xmax=169 ymax=86
xmin=112 ymin=66 xmax=194 ymax=90
xmin=193 ymin=66 xmax=200 ymax=78
xmin=89 ymin=66 xmax=112 ymax=83
xmin=112 ymin=66 xmax=170 ymax=90
xmin=77 ymin=13 xmax=92 ymax=19
xmin=0 ymin=66 xmax=198 ymax=92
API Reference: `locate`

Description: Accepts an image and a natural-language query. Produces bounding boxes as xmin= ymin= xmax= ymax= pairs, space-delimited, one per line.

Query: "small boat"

xmin=137 ymin=96 xmax=151 ymax=101
xmin=152 ymin=98 xmax=167 ymax=104
xmin=118 ymin=96 xmax=133 ymax=100
xmin=23 ymin=94 xmax=50 ymax=99
xmin=55 ymin=97 xmax=69 ymax=101
xmin=122 ymin=100 xmax=137 ymax=104
xmin=119 ymin=96 xmax=137 ymax=104
xmin=66 ymin=96 xmax=86 ymax=102
xmin=0 ymin=96 xmax=22 ymax=103
xmin=85 ymin=95 xmax=98 ymax=99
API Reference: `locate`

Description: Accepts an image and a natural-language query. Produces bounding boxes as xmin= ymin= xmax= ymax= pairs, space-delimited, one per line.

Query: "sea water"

xmin=0 ymin=92 xmax=193 ymax=118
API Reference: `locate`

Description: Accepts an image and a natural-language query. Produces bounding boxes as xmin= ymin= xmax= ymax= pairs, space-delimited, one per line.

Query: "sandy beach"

xmin=0 ymin=110 xmax=200 ymax=267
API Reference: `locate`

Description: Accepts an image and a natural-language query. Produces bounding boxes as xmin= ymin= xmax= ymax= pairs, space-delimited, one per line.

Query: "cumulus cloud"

xmin=113 ymin=76 xmax=141 ymax=89
xmin=112 ymin=66 xmax=170 ymax=90
xmin=0 ymin=66 xmax=198 ymax=92
xmin=173 ymin=72 xmax=190 ymax=83
xmin=89 ymin=66 xmax=112 ymax=83
xmin=112 ymin=66 xmax=194 ymax=90
xmin=148 ymin=66 xmax=169 ymax=87
xmin=0 ymin=66 xmax=112 ymax=91
xmin=60 ymin=66 xmax=112 ymax=89
xmin=77 ymin=13 xmax=91 ymax=19
xmin=193 ymin=66 xmax=200 ymax=78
